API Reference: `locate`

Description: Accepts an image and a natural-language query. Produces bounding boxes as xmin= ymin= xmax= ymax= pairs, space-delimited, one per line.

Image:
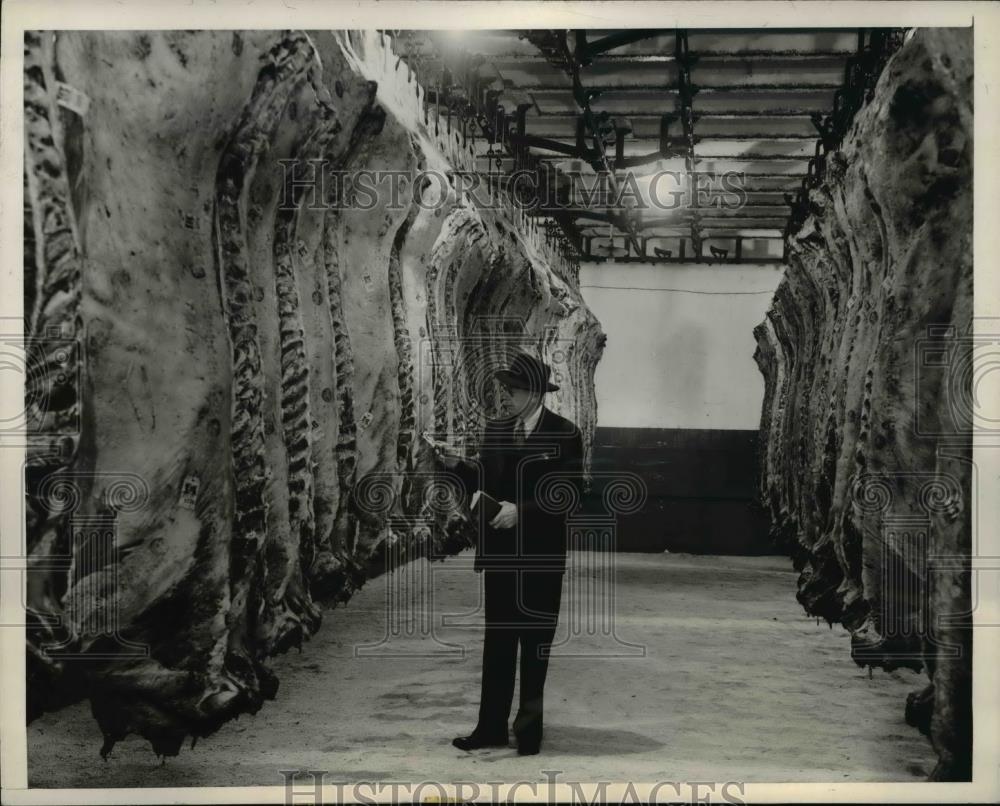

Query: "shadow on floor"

xmin=537 ymin=724 xmax=666 ymax=756
xmin=450 ymin=725 xmax=664 ymax=762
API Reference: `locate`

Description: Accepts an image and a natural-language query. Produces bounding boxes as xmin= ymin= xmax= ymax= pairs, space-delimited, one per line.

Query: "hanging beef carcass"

xmin=22 ymin=28 xmax=605 ymax=756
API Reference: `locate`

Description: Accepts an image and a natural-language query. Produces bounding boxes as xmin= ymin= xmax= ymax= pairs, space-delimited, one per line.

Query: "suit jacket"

xmin=456 ymin=406 xmax=584 ymax=572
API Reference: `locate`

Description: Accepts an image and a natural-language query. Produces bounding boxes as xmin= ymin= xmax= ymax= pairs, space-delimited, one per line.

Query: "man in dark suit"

xmin=436 ymin=352 xmax=583 ymax=756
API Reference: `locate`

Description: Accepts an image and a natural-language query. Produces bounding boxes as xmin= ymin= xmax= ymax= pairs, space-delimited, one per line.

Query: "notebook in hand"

xmin=470 ymin=490 xmax=502 ymax=525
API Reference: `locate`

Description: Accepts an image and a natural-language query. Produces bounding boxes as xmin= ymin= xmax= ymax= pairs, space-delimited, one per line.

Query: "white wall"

xmin=579 ymin=261 xmax=784 ymax=430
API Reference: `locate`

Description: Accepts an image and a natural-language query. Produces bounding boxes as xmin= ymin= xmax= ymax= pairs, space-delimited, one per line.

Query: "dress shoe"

xmin=517 ymin=742 xmax=540 ymax=756
xmin=452 ymin=733 xmax=508 ymax=751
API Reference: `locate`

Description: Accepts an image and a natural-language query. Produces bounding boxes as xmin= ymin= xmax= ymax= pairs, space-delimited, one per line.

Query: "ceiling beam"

xmin=395 ymin=27 xmax=904 ymax=267
xmin=520 ymin=28 xmax=646 ymax=256
xmin=575 ymin=29 xmax=664 ymax=64
xmin=506 ymin=135 xmax=817 ymax=159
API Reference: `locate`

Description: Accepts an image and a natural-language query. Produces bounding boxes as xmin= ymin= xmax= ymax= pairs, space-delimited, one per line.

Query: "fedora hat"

xmin=494 ymin=351 xmax=560 ymax=392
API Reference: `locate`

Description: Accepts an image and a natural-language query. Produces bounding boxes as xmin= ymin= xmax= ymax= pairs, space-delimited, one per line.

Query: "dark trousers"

xmin=474 ymin=568 xmax=564 ymax=746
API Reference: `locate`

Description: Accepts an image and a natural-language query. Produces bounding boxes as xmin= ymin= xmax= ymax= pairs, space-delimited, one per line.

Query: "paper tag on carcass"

xmin=179 ymin=474 xmax=200 ymax=510
xmin=55 ymin=82 xmax=91 ymax=116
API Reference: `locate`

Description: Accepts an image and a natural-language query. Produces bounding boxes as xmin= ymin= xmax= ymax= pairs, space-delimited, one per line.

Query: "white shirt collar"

xmin=519 ymin=402 xmax=544 ymax=436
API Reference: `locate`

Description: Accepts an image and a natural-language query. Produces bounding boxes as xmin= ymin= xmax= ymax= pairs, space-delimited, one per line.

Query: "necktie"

xmin=513 ymin=419 xmax=526 ymax=446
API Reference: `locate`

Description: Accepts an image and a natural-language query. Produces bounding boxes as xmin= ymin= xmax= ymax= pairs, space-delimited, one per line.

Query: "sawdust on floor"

xmin=27 ymin=551 xmax=936 ymax=787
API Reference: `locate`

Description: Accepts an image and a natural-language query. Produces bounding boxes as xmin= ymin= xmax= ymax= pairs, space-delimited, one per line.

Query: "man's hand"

xmin=426 ymin=433 xmax=464 ymax=469
xmin=434 ymin=447 xmax=463 ymax=470
xmin=489 ymin=500 xmax=517 ymax=530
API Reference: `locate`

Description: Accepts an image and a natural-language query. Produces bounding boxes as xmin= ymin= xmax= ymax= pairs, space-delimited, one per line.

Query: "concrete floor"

xmin=28 ymin=551 xmax=937 ymax=786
